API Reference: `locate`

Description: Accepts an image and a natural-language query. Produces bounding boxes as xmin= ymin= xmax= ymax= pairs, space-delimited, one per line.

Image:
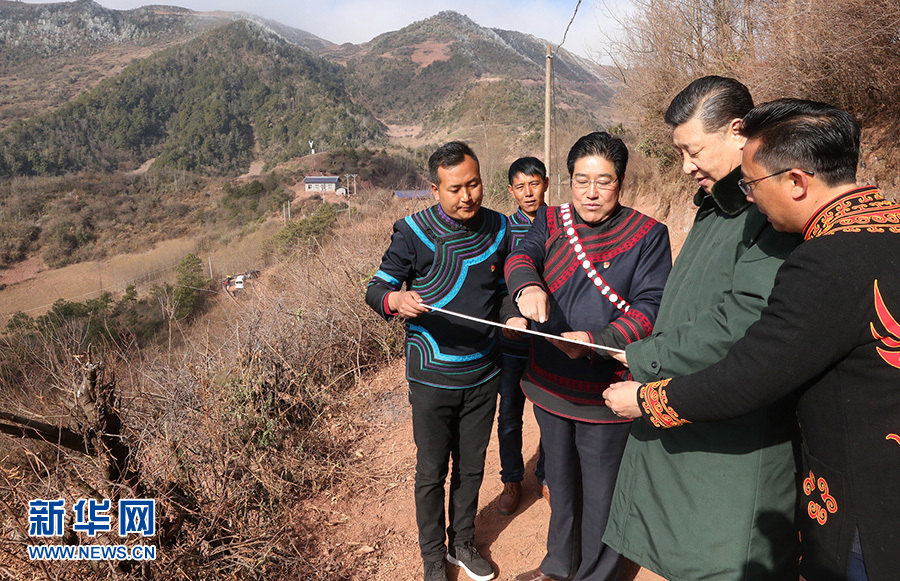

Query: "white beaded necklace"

xmin=560 ymin=203 xmax=631 ymax=313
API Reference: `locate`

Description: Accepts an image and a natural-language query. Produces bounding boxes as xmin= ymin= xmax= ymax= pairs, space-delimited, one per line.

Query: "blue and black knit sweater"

xmin=366 ymin=204 xmax=512 ymax=389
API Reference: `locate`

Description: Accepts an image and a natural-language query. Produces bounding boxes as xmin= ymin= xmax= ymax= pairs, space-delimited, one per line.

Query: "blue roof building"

xmin=393 ymin=190 xmax=433 ymax=199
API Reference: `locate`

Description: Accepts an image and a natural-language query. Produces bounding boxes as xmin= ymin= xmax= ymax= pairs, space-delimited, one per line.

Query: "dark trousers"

xmin=409 ymin=377 xmax=499 ymax=562
xmin=847 ymin=550 xmax=868 ymax=581
xmin=498 ymin=353 xmax=545 ymax=484
xmin=535 ymin=406 xmax=631 ymax=581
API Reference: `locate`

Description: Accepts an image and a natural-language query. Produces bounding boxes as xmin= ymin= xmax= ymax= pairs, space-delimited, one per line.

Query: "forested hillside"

xmin=0 ymin=0 xmax=336 ymax=130
xmin=339 ymin=11 xmax=612 ymax=134
xmin=1 ymin=3 xmax=615 ymax=169
xmin=0 ymin=20 xmax=384 ymax=177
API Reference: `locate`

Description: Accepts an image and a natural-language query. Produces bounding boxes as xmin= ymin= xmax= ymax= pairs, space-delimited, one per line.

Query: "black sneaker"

xmin=447 ymin=541 xmax=495 ymax=581
xmin=424 ymin=558 xmax=448 ymax=581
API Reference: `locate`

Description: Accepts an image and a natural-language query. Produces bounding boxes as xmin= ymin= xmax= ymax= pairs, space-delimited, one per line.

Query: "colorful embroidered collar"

xmin=803 ymin=186 xmax=900 ymax=240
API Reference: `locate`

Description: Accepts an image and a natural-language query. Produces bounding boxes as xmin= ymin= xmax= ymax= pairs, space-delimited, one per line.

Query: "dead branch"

xmin=0 ymin=411 xmax=93 ymax=454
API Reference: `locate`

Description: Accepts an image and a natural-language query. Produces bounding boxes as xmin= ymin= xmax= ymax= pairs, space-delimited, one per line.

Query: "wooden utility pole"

xmin=544 ymin=44 xmax=553 ymax=194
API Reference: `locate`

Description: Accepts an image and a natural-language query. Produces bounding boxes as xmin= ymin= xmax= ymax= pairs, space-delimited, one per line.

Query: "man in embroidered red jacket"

xmin=505 ymin=132 xmax=671 ymax=581
xmin=604 ymin=99 xmax=900 ymax=581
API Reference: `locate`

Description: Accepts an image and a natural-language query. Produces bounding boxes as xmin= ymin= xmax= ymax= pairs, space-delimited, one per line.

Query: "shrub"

xmin=265 ymin=202 xmax=342 ymax=255
xmin=172 ymin=253 xmax=208 ymax=320
xmin=0 ymin=221 xmax=39 ymax=267
xmin=221 ymin=174 xmax=293 ymax=226
xmin=0 ymin=203 xmax=404 ymax=579
xmin=4 ymin=311 xmax=34 ymax=333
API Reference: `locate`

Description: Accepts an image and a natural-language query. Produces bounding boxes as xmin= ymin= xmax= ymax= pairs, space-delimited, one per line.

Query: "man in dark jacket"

xmin=605 ymin=99 xmax=900 ymax=581
xmin=496 ymin=156 xmax=549 ymax=515
xmin=602 ymin=77 xmax=801 ymax=580
xmin=366 ymin=141 xmax=508 ymax=581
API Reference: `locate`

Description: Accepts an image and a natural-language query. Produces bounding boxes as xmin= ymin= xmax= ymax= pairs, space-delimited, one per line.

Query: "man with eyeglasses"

xmin=605 ymin=99 xmax=900 ymax=581
xmin=602 ymin=76 xmax=802 ymax=580
xmin=504 ymin=132 xmax=671 ymax=581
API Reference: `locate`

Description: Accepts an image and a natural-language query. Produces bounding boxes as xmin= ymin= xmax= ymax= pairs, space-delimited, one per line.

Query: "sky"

xmin=25 ymin=0 xmax=631 ymax=61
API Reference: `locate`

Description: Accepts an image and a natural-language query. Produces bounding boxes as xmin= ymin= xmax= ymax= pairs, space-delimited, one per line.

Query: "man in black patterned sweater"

xmin=366 ymin=142 xmax=510 ymax=581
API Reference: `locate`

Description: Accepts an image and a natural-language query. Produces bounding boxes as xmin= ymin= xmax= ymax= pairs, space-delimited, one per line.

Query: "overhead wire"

xmin=550 ymin=1 xmax=583 ymax=202
xmin=554 ymin=0 xmax=583 ymax=57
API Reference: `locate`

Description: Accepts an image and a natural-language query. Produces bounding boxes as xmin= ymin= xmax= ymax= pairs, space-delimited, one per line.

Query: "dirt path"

xmin=241 ymin=159 xmax=265 ymax=178
xmin=322 ymin=361 xmax=663 ymax=581
xmin=129 ymin=157 xmax=156 ymax=175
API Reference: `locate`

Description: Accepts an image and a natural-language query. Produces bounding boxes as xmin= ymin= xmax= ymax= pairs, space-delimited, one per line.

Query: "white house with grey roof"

xmin=303 ymin=176 xmax=341 ymax=193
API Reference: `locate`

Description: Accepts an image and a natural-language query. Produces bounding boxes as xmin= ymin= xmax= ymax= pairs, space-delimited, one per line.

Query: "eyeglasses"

xmin=738 ymin=168 xmax=814 ymax=196
xmin=572 ymin=176 xmax=619 ymax=191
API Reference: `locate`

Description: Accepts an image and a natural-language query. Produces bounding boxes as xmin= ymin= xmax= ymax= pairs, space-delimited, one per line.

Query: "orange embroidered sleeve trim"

xmin=639 ymin=378 xmax=690 ymax=428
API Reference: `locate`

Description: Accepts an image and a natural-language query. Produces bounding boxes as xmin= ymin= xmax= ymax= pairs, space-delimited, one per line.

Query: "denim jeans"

xmin=409 ymin=377 xmax=499 ymax=561
xmin=497 ymin=353 xmax=545 ymax=484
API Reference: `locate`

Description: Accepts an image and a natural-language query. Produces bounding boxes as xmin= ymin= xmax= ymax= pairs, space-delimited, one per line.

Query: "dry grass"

xmin=0 ymin=218 xmax=284 ymax=322
xmin=0 ymin=203 xmax=406 ymax=579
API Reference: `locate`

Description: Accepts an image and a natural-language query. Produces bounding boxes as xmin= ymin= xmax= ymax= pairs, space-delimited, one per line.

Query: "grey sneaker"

xmin=447 ymin=541 xmax=495 ymax=581
xmin=424 ymin=558 xmax=448 ymax=581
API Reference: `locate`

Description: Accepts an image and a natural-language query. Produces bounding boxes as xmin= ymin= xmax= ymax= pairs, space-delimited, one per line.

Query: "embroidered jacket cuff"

xmin=639 ymin=378 xmax=690 ymax=428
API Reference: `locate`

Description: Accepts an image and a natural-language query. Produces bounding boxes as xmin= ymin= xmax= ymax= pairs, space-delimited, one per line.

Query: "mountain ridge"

xmin=0 ymin=20 xmax=385 ymax=176
xmin=0 ymin=0 xmax=333 ymax=54
xmin=333 ymin=8 xmax=612 ymax=141
xmin=0 ymin=2 xmax=614 ymax=176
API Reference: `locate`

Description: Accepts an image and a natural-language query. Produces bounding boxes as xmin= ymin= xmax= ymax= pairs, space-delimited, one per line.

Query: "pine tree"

xmin=173 ymin=253 xmax=206 ymax=320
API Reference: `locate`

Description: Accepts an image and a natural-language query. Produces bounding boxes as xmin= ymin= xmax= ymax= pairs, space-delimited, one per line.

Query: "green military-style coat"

xmin=603 ymin=168 xmax=802 ymax=580
xmin=636 ymin=187 xmax=900 ymax=580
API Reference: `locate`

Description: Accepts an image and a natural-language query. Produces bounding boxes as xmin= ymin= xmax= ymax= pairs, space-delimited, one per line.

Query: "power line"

xmin=547 ymin=0 xmax=583 ymax=202
xmin=554 ymin=0 xmax=582 ymax=57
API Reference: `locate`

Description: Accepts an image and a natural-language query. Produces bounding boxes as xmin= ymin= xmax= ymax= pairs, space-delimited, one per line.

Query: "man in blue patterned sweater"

xmin=366 ymin=141 xmax=511 ymax=581
xmin=496 ymin=156 xmax=549 ymax=515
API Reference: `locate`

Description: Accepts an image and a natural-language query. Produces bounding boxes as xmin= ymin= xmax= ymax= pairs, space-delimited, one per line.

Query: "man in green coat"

xmin=602 ymin=76 xmax=801 ymax=579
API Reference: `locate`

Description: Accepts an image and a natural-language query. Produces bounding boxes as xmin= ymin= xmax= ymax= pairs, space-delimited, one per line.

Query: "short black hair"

xmin=508 ymin=157 xmax=547 ymax=185
xmin=665 ymin=76 xmax=753 ymax=131
xmin=740 ymin=99 xmax=859 ymax=187
xmin=428 ymin=141 xmax=479 ymax=186
xmin=566 ymin=132 xmax=629 ymax=183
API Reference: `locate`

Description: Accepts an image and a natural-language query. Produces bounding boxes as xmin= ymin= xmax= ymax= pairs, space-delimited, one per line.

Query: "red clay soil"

xmin=0 ymin=255 xmax=45 ymax=287
xmin=409 ymin=41 xmax=452 ymax=68
xmin=316 ymin=360 xmax=664 ymax=581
